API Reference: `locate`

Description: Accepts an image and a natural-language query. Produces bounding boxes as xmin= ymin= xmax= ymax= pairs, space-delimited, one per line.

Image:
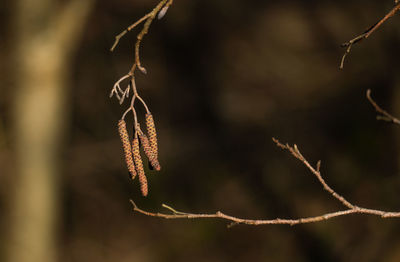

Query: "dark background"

xmin=1 ymin=0 xmax=400 ymax=261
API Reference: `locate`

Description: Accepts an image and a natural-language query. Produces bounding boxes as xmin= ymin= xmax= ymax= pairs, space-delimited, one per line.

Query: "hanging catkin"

xmin=138 ymin=131 xmax=161 ymax=171
xmin=118 ymin=120 xmax=137 ymax=179
xmin=132 ymin=135 xmax=148 ymax=196
xmin=145 ymin=113 xmax=159 ymax=160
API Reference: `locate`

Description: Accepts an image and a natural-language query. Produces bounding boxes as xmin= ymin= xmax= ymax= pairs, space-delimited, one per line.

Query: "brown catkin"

xmin=138 ymin=131 xmax=161 ymax=171
xmin=145 ymin=113 xmax=159 ymax=160
xmin=132 ymin=136 xmax=148 ymax=196
xmin=118 ymin=120 xmax=136 ymax=179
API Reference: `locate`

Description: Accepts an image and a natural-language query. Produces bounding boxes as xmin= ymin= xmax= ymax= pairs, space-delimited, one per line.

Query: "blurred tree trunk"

xmin=7 ymin=1 xmax=94 ymax=262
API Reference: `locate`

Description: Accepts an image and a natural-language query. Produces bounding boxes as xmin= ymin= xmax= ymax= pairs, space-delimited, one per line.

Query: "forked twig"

xmin=110 ymin=74 xmax=131 ymax=104
xmin=110 ymin=15 xmax=150 ymax=52
xmin=130 ymin=138 xmax=400 ymax=227
xmin=110 ymin=0 xmax=172 ymax=108
xmin=110 ymin=0 xmax=173 ymax=75
xmin=366 ymin=89 xmax=400 ymax=124
xmin=272 ymin=139 xmax=354 ymax=209
xmin=110 ymin=0 xmax=172 ymax=52
xmin=340 ymin=2 xmax=400 ymax=69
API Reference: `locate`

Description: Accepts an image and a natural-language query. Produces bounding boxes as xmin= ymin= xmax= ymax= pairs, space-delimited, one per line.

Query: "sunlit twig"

xmin=340 ymin=2 xmax=400 ymax=69
xmin=130 ymin=138 xmax=400 ymax=227
xmin=366 ymin=89 xmax=400 ymax=125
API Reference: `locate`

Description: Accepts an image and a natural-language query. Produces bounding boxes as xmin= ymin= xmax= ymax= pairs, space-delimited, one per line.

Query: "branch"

xmin=340 ymin=2 xmax=400 ymax=69
xmin=110 ymin=0 xmax=173 ymax=105
xmin=130 ymin=138 xmax=400 ymax=227
xmin=111 ymin=1 xmax=171 ymax=196
xmin=366 ymin=89 xmax=400 ymax=125
xmin=110 ymin=0 xmax=173 ymax=75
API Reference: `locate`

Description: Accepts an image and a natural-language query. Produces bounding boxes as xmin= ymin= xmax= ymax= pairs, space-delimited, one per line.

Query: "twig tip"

xmin=316 ymin=160 xmax=321 ymax=172
xmin=366 ymin=89 xmax=371 ymax=98
xmin=129 ymin=199 xmax=138 ymax=209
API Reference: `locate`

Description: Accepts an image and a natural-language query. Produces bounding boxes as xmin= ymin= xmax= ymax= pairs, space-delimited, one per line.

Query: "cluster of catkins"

xmin=118 ymin=113 xmax=160 ymax=196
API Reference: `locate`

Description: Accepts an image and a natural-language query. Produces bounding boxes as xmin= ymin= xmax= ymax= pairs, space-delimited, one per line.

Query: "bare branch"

xmin=366 ymin=89 xmax=400 ymax=125
xmin=110 ymin=14 xmax=151 ymax=52
xmin=130 ymin=200 xmax=361 ymax=226
xmin=340 ymin=2 xmax=400 ymax=69
xmin=110 ymin=0 xmax=173 ymax=75
xmin=271 ymin=138 xmax=354 ymax=209
xmin=130 ymin=139 xmax=400 ymax=226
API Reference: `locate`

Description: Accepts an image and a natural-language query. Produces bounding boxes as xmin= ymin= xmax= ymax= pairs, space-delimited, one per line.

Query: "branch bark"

xmin=340 ymin=2 xmax=400 ymax=69
xmin=129 ymin=138 xmax=400 ymax=227
xmin=367 ymin=89 xmax=400 ymax=125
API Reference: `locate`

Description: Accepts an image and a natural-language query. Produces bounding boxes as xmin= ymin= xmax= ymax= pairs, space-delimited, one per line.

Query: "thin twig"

xmin=111 ymin=0 xmax=172 ymax=118
xmin=110 ymin=15 xmax=151 ymax=52
xmin=130 ymin=138 xmax=400 ymax=227
xmin=110 ymin=0 xmax=172 ymax=75
xmin=272 ymin=138 xmax=354 ymax=209
xmin=110 ymin=74 xmax=131 ymax=104
xmin=340 ymin=2 xmax=400 ymax=69
xmin=366 ymin=89 xmax=400 ymax=125
xmin=110 ymin=0 xmax=173 ymax=52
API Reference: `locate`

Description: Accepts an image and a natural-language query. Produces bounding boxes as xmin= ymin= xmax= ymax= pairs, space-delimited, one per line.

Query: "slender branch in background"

xmin=130 ymin=138 xmax=400 ymax=227
xmin=366 ymin=89 xmax=400 ymax=125
xmin=340 ymin=2 xmax=400 ymax=69
xmin=111 ymin=0 xmax=172 ymax=196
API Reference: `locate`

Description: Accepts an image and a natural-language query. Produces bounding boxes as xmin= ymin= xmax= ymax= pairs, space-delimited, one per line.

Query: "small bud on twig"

xmin=158 ymin=6 xmax=169 ymax=19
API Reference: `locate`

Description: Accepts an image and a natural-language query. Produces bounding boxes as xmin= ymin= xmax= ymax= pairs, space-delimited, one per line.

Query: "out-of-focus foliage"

xmin=1 ymin=0 xmax=400 ymax=261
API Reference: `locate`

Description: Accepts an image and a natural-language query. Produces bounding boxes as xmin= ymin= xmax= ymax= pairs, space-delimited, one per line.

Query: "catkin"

xmin=118 ymin=120 xmax=136 ymax=180
xmin=132 ymin=136 xmax=148 ymax=196
xmin=145 ymin=113 xmax=159 ymax=161
xmin=138 ymin=131 xmax=161 ymax=171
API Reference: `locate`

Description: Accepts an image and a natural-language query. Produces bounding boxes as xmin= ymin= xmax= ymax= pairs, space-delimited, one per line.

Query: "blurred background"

xmin=1 ymin=0 xmax=400 ymax=261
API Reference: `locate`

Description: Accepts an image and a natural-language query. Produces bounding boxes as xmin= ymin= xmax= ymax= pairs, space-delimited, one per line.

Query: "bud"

xmin=158 ymin=5 xmax=169 ymax=20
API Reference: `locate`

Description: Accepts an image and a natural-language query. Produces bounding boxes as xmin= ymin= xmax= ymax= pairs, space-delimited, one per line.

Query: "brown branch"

xmin=109 ymin=0 xmax=173 ymax=123
xmin=110 ymin=1 xmax=171 ymax=196
xmin=110 ymin=15 xmax=151 ymax=52
xmin=272 ymin=138 xmax=354 ymax=209
xmin=340 ymin=2 xmax=400 ymax=69
xmin=110 ymin=0 xmax=173 ymax=75
xmin=130 ymin=138 xmax=400 ymax=227
xmin=366 ymin=89 xmax=400 ymax=125
xmin=110 ymin=0 xmax=173 ymax=105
